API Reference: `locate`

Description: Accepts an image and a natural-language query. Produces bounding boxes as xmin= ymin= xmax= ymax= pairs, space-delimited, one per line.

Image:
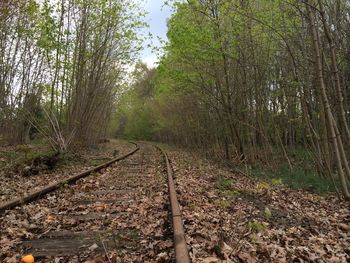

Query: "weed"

xmin=247 ymin=221 xmax=266 ymax=232
xmin=128 ymin=229 xmax=139 ymax=240
xmin=113 ymin=149 xmax=119 ymax=157
xmin=88 ymin=158 xmax=109 ymax=167
xmin=91 ymin=172 xmax=100 ymax=177
xmin=264 ymin=207 xmax=272 ymax=219
xmin=216 ymin=176 xmax=233 ymax=191
xmin=213 ymin=244 xmax=222 ymax=257
xmin=271 ymin=178 xmax=283 ymax=186
xmin=58 ymin=181 xmax=68 ymax=190
xmin=218 ymin=189 xmax=239 ymax=199
xmin=224 ymin=190 xmax=239 ymax=197
xmin=189 ymin=202 xmax=199 ymax=210
xmin=252 ymin=165 xmax=339 ymax=194
xmin=256 ymin=181 xmax=270 ymax=191
xmin=58 ymin=153 xmax=81 ymax=166
xmin=15 ymin=144 xmax=31 ymax=158
xmin=216 ymin=199 xmax=231 ymax=209
xmin=249 ymin=234 xmax=257 ymax=243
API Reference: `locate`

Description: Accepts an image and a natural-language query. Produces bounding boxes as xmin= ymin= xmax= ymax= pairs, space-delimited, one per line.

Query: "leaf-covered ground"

xmin=167 ymin=148 xmax=350 ymax=262
xmin=0 ymin=140 xmax=132 ymax=202
xmin=1 ymin=142 xmax=349 ymax=262
xmin=0 ymin=144 xmax=173 ymax=263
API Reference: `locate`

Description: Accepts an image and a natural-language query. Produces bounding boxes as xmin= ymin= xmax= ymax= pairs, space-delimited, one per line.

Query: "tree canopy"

xmin=117 ymin=0 xmax=350 ymax=198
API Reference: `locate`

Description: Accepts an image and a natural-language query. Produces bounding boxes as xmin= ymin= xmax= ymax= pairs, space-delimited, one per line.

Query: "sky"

xmin=141 ymin=0 xmax=172 ymax=68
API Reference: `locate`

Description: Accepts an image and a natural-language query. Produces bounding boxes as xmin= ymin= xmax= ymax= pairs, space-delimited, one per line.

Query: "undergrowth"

xmin=242 ymin=147 xmax=341 ymax=194
xmin=252 ymin=165 xmax=338 ymax=194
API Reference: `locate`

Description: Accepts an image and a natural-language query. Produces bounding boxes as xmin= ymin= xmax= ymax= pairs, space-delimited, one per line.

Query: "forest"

xmin=117 ymin=0 xmax=350 ymax=199
xmin=3 ymin=0 xmax=350 ymax=196
xmin=0 ymin=0 xmax=144 ymax=150
xmin=1 ymin=0 xmax=350 ymax=262
xmin=2 ymin=0 xmax=350 ymax=195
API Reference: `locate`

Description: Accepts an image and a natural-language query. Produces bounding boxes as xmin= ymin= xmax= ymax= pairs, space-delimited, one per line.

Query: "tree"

xmin=120 ymin=0 xmax=350 ymax=198
xmin=0 ymin=0 xmax=145 ymax=151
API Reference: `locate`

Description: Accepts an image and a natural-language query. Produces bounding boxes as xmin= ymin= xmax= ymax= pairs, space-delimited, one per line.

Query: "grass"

xmin=216 ymin=176 xmax=233 ymax=191
xmin=252 ymin=165 xmax=339 ymax=194
xmin=0 ymin=150 xmax=18 ymax=168
xmin=0 ymin=143 xmax=56 ymax=172
xmin=86 ymin=158 xmax=110 ymax=167
xmin=215 ymin=199 xmax=231 ymax=208
xmin=221 ymin=189 xmax=239 ymax=198
xmin=247 ymin=146 xmax=344 ymax=194
xmin=214 ymin=175 xmax=240 ymax=208
xmin=247 ymin=221 xmax=266 ymax=232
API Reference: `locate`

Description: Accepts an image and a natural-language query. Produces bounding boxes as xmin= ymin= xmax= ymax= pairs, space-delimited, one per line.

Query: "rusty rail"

xmin=154 ymin=145 xmax=190 ymax=263
xmin=0 ymin=142 xmax=139 ymax=215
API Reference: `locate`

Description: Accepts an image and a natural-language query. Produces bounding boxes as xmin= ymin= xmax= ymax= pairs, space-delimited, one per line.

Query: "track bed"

xmin=1 ymin=144 xmax=177 ymax=262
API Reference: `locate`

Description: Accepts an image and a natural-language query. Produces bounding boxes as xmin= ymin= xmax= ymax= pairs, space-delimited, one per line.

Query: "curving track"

xmin=0 ymin=143 xmax=189 ymax=263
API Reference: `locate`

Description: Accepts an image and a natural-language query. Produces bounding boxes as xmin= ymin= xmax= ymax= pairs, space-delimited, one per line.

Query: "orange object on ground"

xmin=47 ymin=215 xmax=55 ymax=222
xmin=21 ymin=254 xmax=34 ymax=263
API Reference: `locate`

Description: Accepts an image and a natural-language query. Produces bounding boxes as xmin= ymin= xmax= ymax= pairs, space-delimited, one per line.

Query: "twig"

xmin=102 ymin=240 xmax=112 ymax=263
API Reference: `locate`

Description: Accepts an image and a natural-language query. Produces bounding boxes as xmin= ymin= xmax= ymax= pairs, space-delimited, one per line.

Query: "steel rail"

xmin=153 ymin=144 xmax=190 ymax=263
xmin=0 ymin=142 xmax=139 ymax=215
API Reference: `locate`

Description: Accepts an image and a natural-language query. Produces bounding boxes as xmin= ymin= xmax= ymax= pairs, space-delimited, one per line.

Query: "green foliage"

xmin=0 ymin=151 xmax=18 ymax=168
xmin=133 ymin=0 xmax=302 ymax=151
xmin=215 ymin=199 xmax=231 ymax=209
xmin=58 ymin=152 xmax=82 ymax=166
xmin=247 ymin=221 xmax=266 ymax=232
xmin=123 ymin=103 xmax=155 ymax=140
xmin=15 ymin=145 xmax=32 ymax=155
xmin=264 ymin=207 xmax=272 ymax=219
xmin=252 ymin=165 xmax=339 ymax=194
xmin=113 ymin=0 xmax=349 ymax=200
xmin=271 ymin=178 xmax=283 ymax=187
xmin=87 ymin=158 xmax=110 ymax=167
xmin=115 ymin=63 xmax=158 ymax=140
xmin=221 ymin=190 xmax=239 ymax=198
xmin=1 ymin=0 xmax=146 ymax=148
xmin=216 ymin=176 xmax=234 ymax=191
xmin=256 ymin=181 xmax=270 ymax=191
xmin=37 ymin=0 xmax=59 ymax=50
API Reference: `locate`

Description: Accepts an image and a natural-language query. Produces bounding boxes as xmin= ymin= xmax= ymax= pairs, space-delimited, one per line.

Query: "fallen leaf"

xmin=203 ymin=257 xmax=220 ymax=263
xmin=46 ymin=215 xmax=55 ymax=223
xmin=88 ymin=243 xmax=99 ymax=251
xmin=238 ymin=252 xmax=257 ymax=263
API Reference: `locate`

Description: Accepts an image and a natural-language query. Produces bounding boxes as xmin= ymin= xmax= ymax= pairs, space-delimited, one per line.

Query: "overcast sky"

xmin=141 ymin=0 xmax=172 ymax=68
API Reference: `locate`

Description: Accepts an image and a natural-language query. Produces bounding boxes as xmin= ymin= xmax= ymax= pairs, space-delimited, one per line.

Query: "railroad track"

xmin=0 ymin=143 xmax=190 ymax=263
